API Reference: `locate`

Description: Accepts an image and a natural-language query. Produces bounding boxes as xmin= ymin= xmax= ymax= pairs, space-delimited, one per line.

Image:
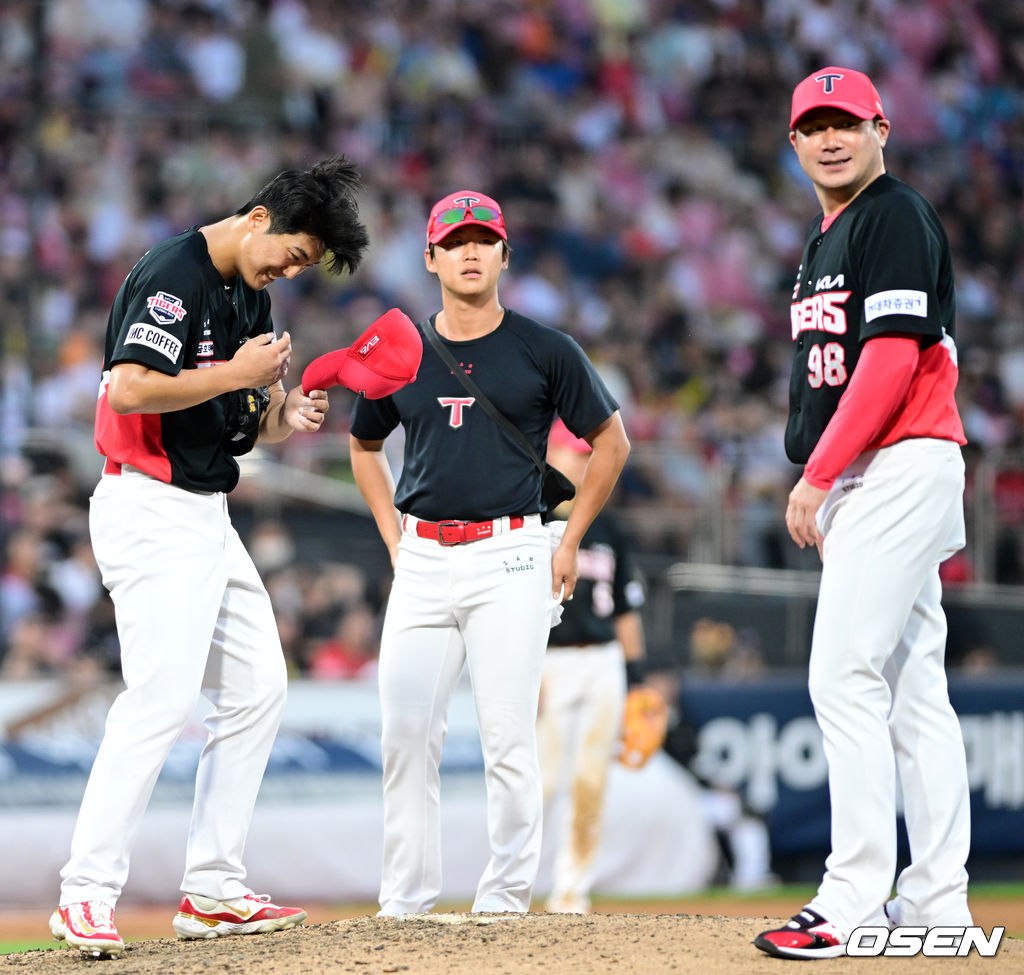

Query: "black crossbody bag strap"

xmin=421 ymin=317 xmax=546 ymax=476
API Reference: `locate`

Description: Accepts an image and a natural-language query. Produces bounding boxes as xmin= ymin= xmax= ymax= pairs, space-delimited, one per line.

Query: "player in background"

xmin=646 ymin=637 xmax=777 ymax=894
xmin=349 ymin=191 xmax=629 ymax=915
xmin=536 ymin=418 xmax=646 ymax=914
xmin=50 ymin=158 xmax=370 ymax=957
xmin=754 ymin=69 xmax=972 ymax=959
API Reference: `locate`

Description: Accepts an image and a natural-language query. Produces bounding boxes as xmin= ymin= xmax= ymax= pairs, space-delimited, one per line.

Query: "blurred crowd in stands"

xmin=1 ymin=0 xmax=1023 ymax=678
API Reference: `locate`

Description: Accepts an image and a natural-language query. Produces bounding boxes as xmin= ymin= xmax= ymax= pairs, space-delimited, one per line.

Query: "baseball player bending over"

xmin=755 ymin=68 xmax=972 ymax=959
xmin=350 ymin=191 xmax=629 ymax=915
xmin=50 ymin=158 xmax=370 ymax=957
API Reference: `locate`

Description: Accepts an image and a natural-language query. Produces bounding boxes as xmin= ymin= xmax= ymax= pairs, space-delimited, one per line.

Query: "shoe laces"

xmin=84 ymin=902 xmax=115 ymax=930
xmin=788 ymin=909 xmax=826 ymax=930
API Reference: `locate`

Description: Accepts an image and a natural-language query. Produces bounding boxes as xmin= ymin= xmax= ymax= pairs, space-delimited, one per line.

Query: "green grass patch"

xmin=1 ymin=940 xmax=61 ymax=954
xmin=970 ymin=882 xmax=1024 ymax=899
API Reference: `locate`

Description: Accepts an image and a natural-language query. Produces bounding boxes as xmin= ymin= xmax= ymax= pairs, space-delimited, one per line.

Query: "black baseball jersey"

xmin=94 ymin=228 xmax=273 ymax=492
xmin=547 ymin=511 xmax=645 ymax=647
xmin=350 ymin=309 xmax=618 ymax=521
xmin=785 ymin=173 xmax=956 ymax=464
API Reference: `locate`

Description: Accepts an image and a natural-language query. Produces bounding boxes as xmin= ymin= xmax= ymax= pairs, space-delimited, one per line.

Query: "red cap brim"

xmin=301 ymin=351 xmax=347 ymax=395
xmin=302 ymin=308 xmax=422 ymax=400
xmin=428 ymin=218 xmax=508 ymax=245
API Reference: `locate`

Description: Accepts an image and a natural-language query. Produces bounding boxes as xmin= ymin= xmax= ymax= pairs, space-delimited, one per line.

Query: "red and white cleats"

xmin=49 ymin=901 xmax=124 ymax=957
xmin=172 ymin=893 xmax=307 ymax=940
xmin=754 ymin=908 xmax=847 ymax=959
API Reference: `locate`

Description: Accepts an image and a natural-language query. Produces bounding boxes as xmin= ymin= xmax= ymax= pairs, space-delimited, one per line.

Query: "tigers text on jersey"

xmin=785 ymin=174 xmax=963 ymax=464
xmin=94 ymin=228 xmax=273 ymax=492
xmin=350 ymin=309 xmax=618 ymax=522
xmin=547 ymin=512 xmax=645 ymax=647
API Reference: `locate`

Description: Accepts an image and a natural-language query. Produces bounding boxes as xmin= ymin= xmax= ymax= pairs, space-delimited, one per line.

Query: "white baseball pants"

xmin=805 ymin=438 xmax=972 ymax=935
xmin=537 ymin=641 xmax=626 ymax=912
xmin=60 ymin=470 xmax=287 ymax=907
xmin=377 ymin=515 xmax=555 ymax=915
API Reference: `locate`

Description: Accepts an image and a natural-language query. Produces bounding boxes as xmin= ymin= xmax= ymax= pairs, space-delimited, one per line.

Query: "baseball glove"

xmin=223 ymin=385 xmax=270 ymax=456
xmin=618 ymin=685 xmax=669 ymax=769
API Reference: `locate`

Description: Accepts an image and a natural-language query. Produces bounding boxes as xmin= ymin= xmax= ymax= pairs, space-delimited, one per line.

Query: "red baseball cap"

xmin=301 ymin=308 xmax=422 ymax=399
xmin=790 ymin=66 xmax=886 ymax=129
xmin=426 ymin=191 xmax=507 ymax=245
xmin=548 ymin=418 xmax=592 ymax=454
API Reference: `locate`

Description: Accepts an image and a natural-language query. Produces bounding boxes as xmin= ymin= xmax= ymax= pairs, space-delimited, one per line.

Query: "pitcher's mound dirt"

xmin=6 ymin=911 xmax=1021 ymax=975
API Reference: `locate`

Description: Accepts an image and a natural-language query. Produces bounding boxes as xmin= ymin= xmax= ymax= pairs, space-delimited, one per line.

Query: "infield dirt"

xmin=3 ymin=898 xmax=1021 ymax=975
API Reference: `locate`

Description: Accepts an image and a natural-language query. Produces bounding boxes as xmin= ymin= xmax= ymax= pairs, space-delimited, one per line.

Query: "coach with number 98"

xmin=754 ymin=68 xmax=973 ymax=961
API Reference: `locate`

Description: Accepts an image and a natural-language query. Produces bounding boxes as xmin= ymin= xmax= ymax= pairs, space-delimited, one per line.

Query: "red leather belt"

xmin=410 ymin=516 xmax=525 ymax=546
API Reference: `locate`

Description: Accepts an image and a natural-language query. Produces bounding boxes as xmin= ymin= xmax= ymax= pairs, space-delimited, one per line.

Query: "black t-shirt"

xmin=95 ymin=228 xmax=273 ymax=492
xmin=784 ymin=173 xmax=956 ymax=464
xmin=547 ymin=511 xmax=645 ymax=647
xmin=350 ymin=309 xmax=618 ymax=521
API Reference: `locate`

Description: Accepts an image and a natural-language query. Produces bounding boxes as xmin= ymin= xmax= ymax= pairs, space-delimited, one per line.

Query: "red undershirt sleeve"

xmin=803 ymin=335 xmax=920 ymax=490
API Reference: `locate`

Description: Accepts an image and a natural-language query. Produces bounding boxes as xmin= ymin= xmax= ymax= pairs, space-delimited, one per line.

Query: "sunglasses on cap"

xmin=429 ymin=205 xmax=506 ymax=234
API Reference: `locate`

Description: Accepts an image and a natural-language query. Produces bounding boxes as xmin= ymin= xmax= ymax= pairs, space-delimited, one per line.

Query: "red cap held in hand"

xmin=301 ymin=308 xmax=422 ymax=399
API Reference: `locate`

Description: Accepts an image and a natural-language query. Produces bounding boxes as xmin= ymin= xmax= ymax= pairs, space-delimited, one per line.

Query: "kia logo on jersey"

xmin=146 ymin=291 xmax=187 ymax=326
xmin=438 ymin=397 xmax=474 ymax=427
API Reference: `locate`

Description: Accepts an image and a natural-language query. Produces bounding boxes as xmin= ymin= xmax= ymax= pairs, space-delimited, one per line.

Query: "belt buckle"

xmin=436 ymin=520 xmax=466 ymax=545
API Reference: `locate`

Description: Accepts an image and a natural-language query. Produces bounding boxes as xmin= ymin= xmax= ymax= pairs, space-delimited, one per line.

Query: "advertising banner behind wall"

xmin=679 ymin=673 xmax=1024 ymax=864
